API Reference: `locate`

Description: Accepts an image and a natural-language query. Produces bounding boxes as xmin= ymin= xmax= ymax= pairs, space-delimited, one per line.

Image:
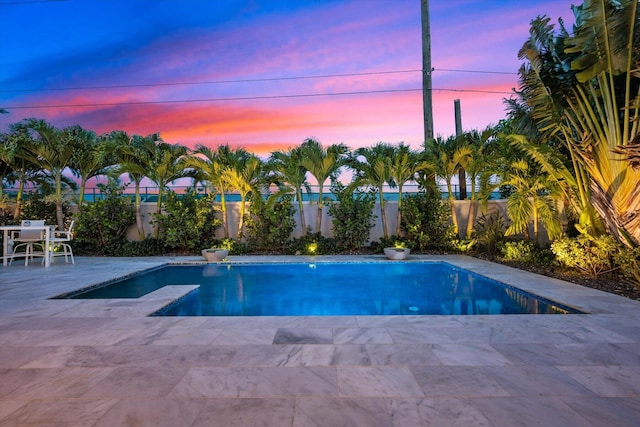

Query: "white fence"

xmin=128 ymin=199 xmax=552 ymax=243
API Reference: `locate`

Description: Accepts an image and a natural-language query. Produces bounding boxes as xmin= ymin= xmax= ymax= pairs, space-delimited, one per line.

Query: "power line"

xmin=0 ymin=0 xmax=69 ymax=5
xmin=433 ymin=68 xmax=518 ymax=75
xmin=0 ymin=67 xmax=519 ymax=93
xmin=0 ymin=70 xmax=424 ymax=93
xmin=3 ymin=87 xmax=515 ymax=110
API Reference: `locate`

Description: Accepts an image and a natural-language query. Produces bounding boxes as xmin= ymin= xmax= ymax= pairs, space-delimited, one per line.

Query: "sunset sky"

xmin=1 ymin=0 xmax=573 ymax=157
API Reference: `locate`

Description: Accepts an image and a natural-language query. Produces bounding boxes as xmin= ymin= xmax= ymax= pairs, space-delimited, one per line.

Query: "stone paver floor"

xmin=1 ymin=255 xmax=639 ymax=426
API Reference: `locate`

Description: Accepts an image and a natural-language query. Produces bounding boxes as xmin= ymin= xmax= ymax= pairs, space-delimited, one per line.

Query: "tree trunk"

xmin=237 ymin=197 xmax=246 ymax=240
xmin=395 ymin=184 xmax=404 ymax=236
xmin=297 ymin=189 xmax=307 ymax=236
xmin=315 ymin=185 xmax=324 ymax=234
xmin=55 ymin=172 xmax=64 ymax=231
xmin=447 ymin=180 xmax=459 ymax=235
xmin=13 ymin=180 xmax=24 ymax=218
xmin=379 ymin=187 xmax=388 ymax=238
xmin=135 ymin=181 xmax=145 ymax=240
xmin=78 ymin=179 xmax=87 ymax=213
xmin=533 ymin=203 xmax=539 ymax=245
xmin=465 ymin=199 xmax=477 ymax=239
xmin=220 ymin=192 xmax=229 ymax=238
xmin=450 ymin=199 xmax=458 ymax=236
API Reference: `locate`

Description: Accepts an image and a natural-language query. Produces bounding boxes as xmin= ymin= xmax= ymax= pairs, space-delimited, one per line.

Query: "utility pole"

xmin=454 ymin=99 xmax=467 ymax=200
xmin=421 ymin=0 xmax=434 ymax=143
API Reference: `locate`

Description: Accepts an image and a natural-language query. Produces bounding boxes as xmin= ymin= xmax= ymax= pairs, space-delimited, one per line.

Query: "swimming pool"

xmin=59 ymin=262 xmax=580 ymax=316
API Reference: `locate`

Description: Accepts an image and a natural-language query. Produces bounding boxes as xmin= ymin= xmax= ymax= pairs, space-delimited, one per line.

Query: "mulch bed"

xmin=476 ymin=256 xmax=640 ymax=302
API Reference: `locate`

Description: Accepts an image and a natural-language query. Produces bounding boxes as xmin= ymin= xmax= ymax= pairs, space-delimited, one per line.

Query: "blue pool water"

xmin=61 ymin=262 xmax=580 ymax=316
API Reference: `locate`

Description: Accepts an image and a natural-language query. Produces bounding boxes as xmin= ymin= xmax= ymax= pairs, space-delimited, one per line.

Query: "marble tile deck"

xmin=1 ymin=255 xmax=639 ymax=426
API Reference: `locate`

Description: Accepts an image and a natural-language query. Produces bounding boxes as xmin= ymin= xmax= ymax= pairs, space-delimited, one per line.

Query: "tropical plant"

xmin=16 ymin=119 xmax=77 ymax=230
xmin=348 ymin=142 xmax=395 ymax=238
xmin=328 ymin=181 xmax=376 ymax=252
xmin=73 ymin=179 xmax=135 ymax=255
xmin=613 ymin=245 xmax=640 ymax=286
xmin=508 ymin=1 xmax=640 ymax=245
xmin=284 ymin=232 xmax=337 ymax=256
xmin=67 ymin=126 xmax=115 ymax=211
xmin=473 ymin=211 xmax=508 ymax=254
xmin=500 ymin=159 xmax=563 ymax=244
xmin=0 ymin=123 xmax=46 ymax=218
xmin=400 ymin=191 xmax=454 ymax=251
xmin=144 ymin=141 xmax=190 ymax=237
xmin=16 ymin=191 xmax=68 ymax=226
xmin=152 ymin=188 xmax=221 ymax=252
xmin=552 ymin=234 xmax=621 ymax=277
xmin=245 ymin=191 xmax=296 ymax=252
xmin=267 ymin=146 xmax=310 ymax=235
xmin=299 ymin=138 xmax=348 ymax=234
xmin=221 ymin=153 xmax=263 ymax=240
xmin=185 ymin=144 xmax=238 ymax=239
xmin=422 ymin=136 xmax=472 ymax=235
xmin=109 ymin=132 xmax=161 ymax=240
xmin=387 ymin=143 xmax=425 ymax=236
xmin=460 ymin=127 xmax=497 ymax=238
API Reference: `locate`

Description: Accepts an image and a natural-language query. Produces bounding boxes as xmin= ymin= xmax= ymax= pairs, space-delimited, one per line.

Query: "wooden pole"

xmin=454 ymin=99 xmax=466 ymax=199
xmin=421 ymin=0 xmax=434 ymax=143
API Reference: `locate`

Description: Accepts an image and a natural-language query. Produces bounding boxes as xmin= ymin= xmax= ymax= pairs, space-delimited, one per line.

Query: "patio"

xmin=1 ymin=255 xmax=639 ymax=426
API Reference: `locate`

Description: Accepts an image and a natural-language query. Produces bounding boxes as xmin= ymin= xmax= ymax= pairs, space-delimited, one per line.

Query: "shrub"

xmin=551 ymin=234 xmax=620 ymax=276
xmin=501 ymin=240 xmax=535 ymax=262
xmin=613 ymin=246 xmax=640 ymax=287
xmin=104 ymin=238 xmax=167 ymax=257
xmin=371 ymin=236 xmax=413 ymax=253
xmin=17 ymin=191 xmax=70 ymax=225
xmin=210 ymin=237 xmax=249 ymax=255
xmin=328 ymin=183 xmax=376 ymax=252
xmin=451 ymin=238 xmax=476 ymax=253
xmin=74 ymin=180 xmax=135 ymax=255
xmin=400 ymin=191 xmax=455 ymax=251
xmin=473 ymin=212 xmax=508 ymax=254
xmin=245 ymin=192 xmax=296 ymax=252
xmin=152 ymin=188 xmax=221 ymax=253
xmin=284 ymin=232 xmax=337 ymax=255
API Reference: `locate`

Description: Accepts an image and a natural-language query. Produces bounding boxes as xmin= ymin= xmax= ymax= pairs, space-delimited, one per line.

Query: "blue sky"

xmin=1 ymin=0 xmax=573 ymax=156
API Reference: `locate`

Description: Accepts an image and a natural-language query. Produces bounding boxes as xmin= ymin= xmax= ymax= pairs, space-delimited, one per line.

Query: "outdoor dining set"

xmin=0 ymin=220 xmax=74 ymax=268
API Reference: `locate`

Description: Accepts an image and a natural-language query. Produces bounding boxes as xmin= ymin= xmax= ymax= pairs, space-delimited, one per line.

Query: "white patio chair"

xmin=48 ymin=220 xmax=75 ymax=264
xmin=10 ymin=220 xmax=47 ymax=266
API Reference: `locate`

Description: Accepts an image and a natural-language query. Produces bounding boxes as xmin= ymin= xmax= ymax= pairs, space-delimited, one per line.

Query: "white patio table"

xmin=1 ymin=224 xmax=52 ymax=267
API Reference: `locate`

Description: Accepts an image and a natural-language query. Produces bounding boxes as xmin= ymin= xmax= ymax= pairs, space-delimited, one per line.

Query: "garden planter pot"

xmin=384 ymin=247 xmax=410 ymax=260
xmin=201 ymin=248 xmax=229 ymax=262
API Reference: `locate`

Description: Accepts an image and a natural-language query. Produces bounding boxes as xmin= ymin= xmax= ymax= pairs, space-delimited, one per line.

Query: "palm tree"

xmin=268 ymin=146 xmax=310 ymax=236
xmin=217 ymin=145 xmax=251 ymax=238
xmin=388 ymin=143 xmax=425 ymax=236
xmin=500 ymin=159 xmax=563 ymax=244
xmin=0 ymin=134 xmax=12 ymax=204
xmin=1 ymin=123 xmax=46 ymax=218
xmin=19 ymin=119 xmax=76 ymax=230
xmin=221 ymin=154 xmax=263 ymax=240
xmin=186 ymin=145 xmax=227 ymax=238
xmin=145 ymin=141 xmax=190 ymax=237
xmin=349 ymin=142 xmax=395 ymax=238
xmin=299 ymin=138 xmax=348 ymax=234
xmin=111 ymin=131 xmax=161 ymax=240
xmin=461 ymin=127 xmax=496 ymax=239
xmin=67 ymin=125 xmax=114 ymax=212
xmin=186 ymin=144 xmax=255 ymax=239
xmin=423 ymin=136 xmax=472 ymax=236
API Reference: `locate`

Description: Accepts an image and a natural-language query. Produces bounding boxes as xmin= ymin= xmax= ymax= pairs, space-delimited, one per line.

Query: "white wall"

xmin=128 ymin=199 xmax=551 ymax=244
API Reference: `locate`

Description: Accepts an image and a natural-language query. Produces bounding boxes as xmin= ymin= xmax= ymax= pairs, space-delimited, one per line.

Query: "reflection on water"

xmin=139 ymin=263 xmax=578 ymax=316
